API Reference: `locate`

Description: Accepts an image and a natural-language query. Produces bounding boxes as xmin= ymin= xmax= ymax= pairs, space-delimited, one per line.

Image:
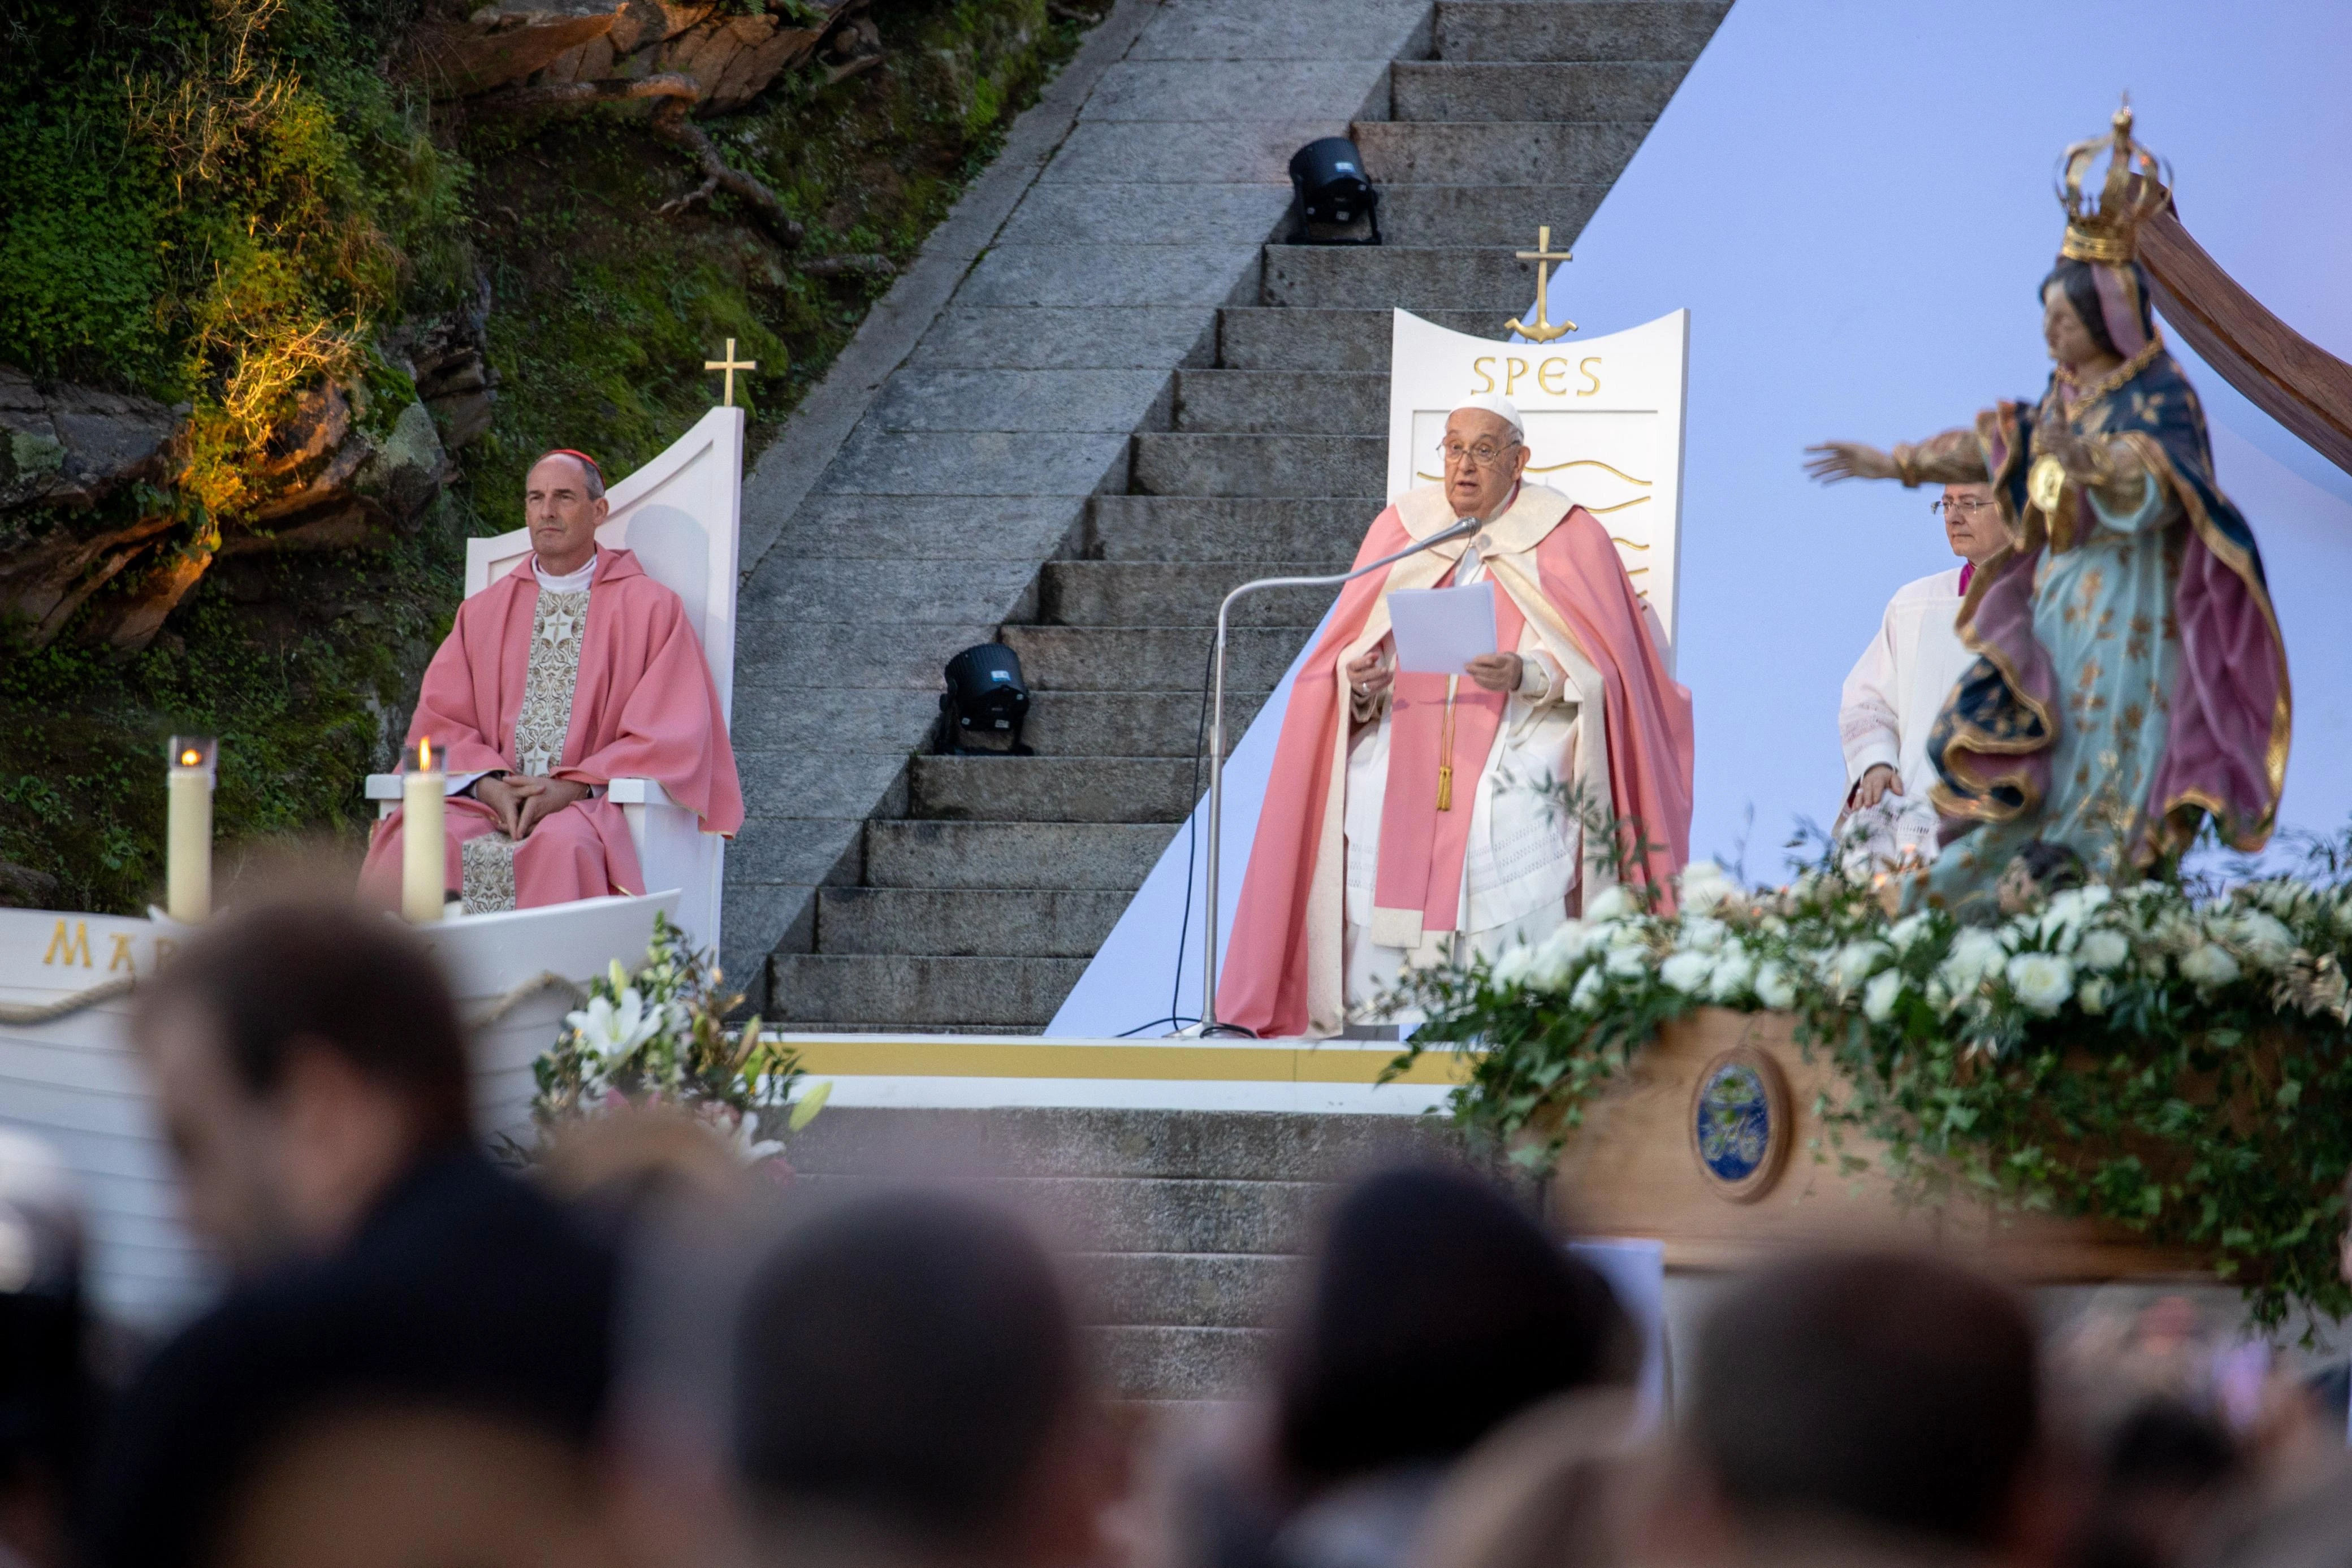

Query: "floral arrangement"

xmin=1390 ymin=820 xmax=2352 ymax=1331
xmin=530 ymin=915 xmax=827 ymax=1168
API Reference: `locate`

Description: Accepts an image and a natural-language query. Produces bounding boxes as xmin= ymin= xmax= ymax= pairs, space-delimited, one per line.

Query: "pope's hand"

xmin=1852 ymin=764 xmax=1904 ymax=808
xmin=1466 ymin=652 xmax=1523 ymax=693
xmin=1346 ymin=648 xmax=1393 ymax=702
xmin=1804 ymin=441 xmax=1899 ymax=484
xmin=514 ymin=777 xmax=591 ymax=839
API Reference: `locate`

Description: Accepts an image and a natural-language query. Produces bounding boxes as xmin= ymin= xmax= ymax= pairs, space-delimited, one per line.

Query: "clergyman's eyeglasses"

xmin=1439 ymin=439 xmax=1517 ymax=469
xmin=1932 ymin=498 xmax=1998 ymax=517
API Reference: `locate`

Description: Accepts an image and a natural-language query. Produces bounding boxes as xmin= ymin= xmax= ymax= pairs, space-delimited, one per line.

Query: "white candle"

xmin=165 ymin=737 xmax=215 ymax=924
xmin=401 ymin=738 xmax=446 ymax=924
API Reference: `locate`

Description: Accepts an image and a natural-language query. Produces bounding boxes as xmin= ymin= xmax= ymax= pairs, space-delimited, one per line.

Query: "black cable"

xmin=1128 ymin=630 xmax=1222 ymax=1038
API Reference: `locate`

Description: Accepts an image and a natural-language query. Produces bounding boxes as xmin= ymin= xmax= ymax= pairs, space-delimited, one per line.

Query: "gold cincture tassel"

xmin=1436 ymin=677 xmax=1459 ymax=812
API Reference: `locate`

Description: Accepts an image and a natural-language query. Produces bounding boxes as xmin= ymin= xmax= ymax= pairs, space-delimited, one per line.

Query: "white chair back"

xmin=466 ymin=406 xmax=743 ymax=717
xmin=1385 ymin=308 xmax=1690 ymax=668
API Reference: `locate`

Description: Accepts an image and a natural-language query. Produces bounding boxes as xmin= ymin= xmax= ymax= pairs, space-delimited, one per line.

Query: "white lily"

xmin=564 ymin=986 xmax=663 ymax=1062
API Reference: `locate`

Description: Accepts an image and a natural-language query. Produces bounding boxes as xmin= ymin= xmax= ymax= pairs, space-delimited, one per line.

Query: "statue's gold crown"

xmin=2056 ymin=96 xmax=2172 ymax=263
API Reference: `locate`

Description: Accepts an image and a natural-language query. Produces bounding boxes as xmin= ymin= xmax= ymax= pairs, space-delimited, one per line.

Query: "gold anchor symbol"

xmin=1505 ymin=226 xmax=1576 ymax=343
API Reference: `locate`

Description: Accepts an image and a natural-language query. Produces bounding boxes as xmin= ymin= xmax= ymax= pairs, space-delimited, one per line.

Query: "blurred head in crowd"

xmin=1274 ymin=1167 xmax=1633 ymax=1493
xmin=129 ymin=899 xmax=470 ymax=1272
xmin=729 ymin=1189 xmax=1110 ymax=1568
xmin=214 ymin=1403 xmax=623 ymax=1568
xmin=0 ymin=1133 xmax=91 ymax=1568
xmin=1410 ymin=1391 xmax=1645 ymax=1568
xmin=2070 ymin=1399 xmax=2235 ymax=1568
xmin=1687 ymin=1250 xmax=2041 ymax=1556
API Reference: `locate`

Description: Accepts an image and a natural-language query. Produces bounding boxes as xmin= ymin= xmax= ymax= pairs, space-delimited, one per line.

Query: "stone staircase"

xmin=768 ymin=0 xmax=1729 ymax=1032
xmin=783 ymin=1106 xmax=1465 ymax=1404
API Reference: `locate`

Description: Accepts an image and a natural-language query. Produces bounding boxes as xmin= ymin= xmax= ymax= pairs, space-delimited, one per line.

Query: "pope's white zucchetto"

xmin=1448 ymin=393 xmax=1524 ymax=440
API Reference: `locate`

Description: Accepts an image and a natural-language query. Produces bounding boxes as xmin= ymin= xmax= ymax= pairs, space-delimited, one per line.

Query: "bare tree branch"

xmin=799 ymin=253 xmax=896 ymax=279
xmin=648 ymin=99 xmax=805 ymax=249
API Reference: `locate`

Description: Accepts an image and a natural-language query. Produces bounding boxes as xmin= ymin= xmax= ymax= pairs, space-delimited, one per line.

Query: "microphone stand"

xmin=1198 ymin=514 xmax=1481 ymax=1037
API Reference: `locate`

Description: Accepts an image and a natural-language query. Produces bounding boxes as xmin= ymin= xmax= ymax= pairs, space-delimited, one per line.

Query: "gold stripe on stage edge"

xmin=775 ymin=1039 xmax=1476 ymax=1084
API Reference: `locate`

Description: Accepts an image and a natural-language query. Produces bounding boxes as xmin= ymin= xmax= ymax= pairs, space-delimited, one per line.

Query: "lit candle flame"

xmin=419 ymin=737 xmax=434 ymax=771
xmin=178 ymin=748 xmax=201 ymax=768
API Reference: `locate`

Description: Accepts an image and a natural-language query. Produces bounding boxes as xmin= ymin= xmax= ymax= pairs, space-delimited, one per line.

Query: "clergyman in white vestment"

xmin=1837 ymin=479 xmax=2013 ymax=867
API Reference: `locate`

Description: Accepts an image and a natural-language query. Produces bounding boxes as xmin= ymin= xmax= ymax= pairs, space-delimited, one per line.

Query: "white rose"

xmin=1661 ymin=950 xmax=1713 ymax=994
xmin=2077 ymin=976 xmax=2111 ymax=1014
xmin=1570 ymin=965 xmax=1607 ymax=1010
xmin=2005 ymin=951 xmax=2074 ymax=1013
xmin=1584 ymin=885 xmax=1634 ymax=922
xmin=1831 ymin=940 xmax=1891 ymax=998
xmin=1528 ymin=929 xmax=1580 ymax=991
xmin=1862 ymin=969 xmax=1906 ymax=1023
xmin=1607 ymin=920 xmax=1650 ymax=951
xmin=1887 ymin=912 xmax=1935 ymax=955
xmin=2045 ymin=885 xmax=2112 ymax=931
xmin=2178 ymin=943 xmax=2241 ymax=988
xmin=2225 ymin=910 xmax=2295 ymax=967
xmin=1605 ymin=944 xmax=1650 ymax=978
xmin=1707 ymin=950 xmax=1757 ymax=1003
xmin=2076 ymin=928 xmax=2132 ymax=973
xmin=1754 ymin=961 xmax=1797 ymax=1011
xmin=1490 ymin=945 xmax=1536 ymax=988
xmin=1939 ymin=928 xmax=2008 ymax=994
xmin=1679 ymin=860 xmax=1736 ymax=913
xmin=1680 ymin=915 xmax=1728 ymax=952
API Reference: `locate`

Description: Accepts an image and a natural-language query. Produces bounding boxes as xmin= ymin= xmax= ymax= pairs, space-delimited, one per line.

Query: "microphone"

xmin=1196 ymin=510 xmax=1484 ymax=1037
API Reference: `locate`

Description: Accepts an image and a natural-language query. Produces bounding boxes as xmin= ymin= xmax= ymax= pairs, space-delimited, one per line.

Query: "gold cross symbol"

xmin=704 ymin=338 xmax=757 ymax=407
xmin=1505 ymin=226 xmax=1576 ymax=343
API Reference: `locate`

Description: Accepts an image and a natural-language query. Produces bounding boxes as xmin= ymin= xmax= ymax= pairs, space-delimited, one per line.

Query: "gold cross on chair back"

xmin=704 ymin=339 xmax=758 ymax=406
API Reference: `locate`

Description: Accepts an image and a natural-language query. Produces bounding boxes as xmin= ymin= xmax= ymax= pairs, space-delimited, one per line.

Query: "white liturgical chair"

xmin=366 ymin=406 xmax=743 ymax=952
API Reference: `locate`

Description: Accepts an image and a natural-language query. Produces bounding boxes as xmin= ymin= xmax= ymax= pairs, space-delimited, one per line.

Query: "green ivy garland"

xmin=1389 ymin=818 xmax=2352 ymax=1333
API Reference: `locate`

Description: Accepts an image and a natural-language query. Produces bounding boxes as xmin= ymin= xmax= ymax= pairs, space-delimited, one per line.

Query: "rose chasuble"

xmin=1220 ymin=483 xmax=1694 ymax=1040
xmin=361 ymin=547 xmax=743 ymax=912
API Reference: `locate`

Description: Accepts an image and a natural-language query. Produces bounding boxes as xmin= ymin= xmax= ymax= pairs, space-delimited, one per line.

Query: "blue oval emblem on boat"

xmin=1689 ymin=1045 xmax=1790 ymax=1202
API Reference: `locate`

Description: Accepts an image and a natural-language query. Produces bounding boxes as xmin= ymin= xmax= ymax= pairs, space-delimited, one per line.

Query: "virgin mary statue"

xmin=1806 ymin=103 xmax=2289 ymax=913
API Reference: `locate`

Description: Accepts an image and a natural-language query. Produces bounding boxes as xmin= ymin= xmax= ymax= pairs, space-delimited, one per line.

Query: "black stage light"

xmin=935 ymin=643 xmax=1033 ymax=755
xmin=1287 ymin=136 xmax=1381 ymax=245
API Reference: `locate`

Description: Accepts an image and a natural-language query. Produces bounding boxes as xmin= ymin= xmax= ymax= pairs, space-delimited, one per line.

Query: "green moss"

xmin=0 ymin=0 xmax=1095 ymax=911
xmin=454 ymin=0 xmax=1086 ymax=529
xmin=0 ymin=521 xmax=463 ymax=912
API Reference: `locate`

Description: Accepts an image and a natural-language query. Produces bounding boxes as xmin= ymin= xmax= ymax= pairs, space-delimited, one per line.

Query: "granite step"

xmin=909 ymin=755 xmax=1199 ymax=822
xmin=1131 ymin=432 xmax=1386 ymax=499
xmin=1260 ymin=244 xmax=1537 ymax=311
xmin=1351 ymin=120 xmax=1650 ymax=187
xmin=1432 ymin=0 xmax=1732 ymax=63
xmin=1373 ymin=183 xmax=1608 ymax=249
xmin=1390 ymin=58 xmax=1691 ymax=122
xmin=1217 ymin=307 xmax=1506 ymax=371
xmin=1020 ymin=687 xmax=1265 ymax=757
xmin=1074 ymin=1251 xmax=1306 ymax=1329
xmin=814 ymin=886 xmax=1132 ymax=958
xmin=782 ymin=1107 xmax=1462 ymax=1181
xmin=768 ymin=953 xmax=1088 ymax=1029
xmin=1090 ymin=1324 xmax=1269 ymax=1400
xmin=1040 ymin=560 xmax=1344 ymax=627
xmin=863 ymin=820 xmax=1174 ymax=890
xmin=1000 ymin=625 xmax=1309 ymax=693
xmin=1173 ymin=370 xmax=1386 ymax=435
xmin=1086 ymin=495 xmax=1380 ymax=562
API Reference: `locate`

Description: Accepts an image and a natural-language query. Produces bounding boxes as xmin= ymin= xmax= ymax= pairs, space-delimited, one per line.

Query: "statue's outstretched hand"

xmin=1804 ymin=441 xmax=1899 ymax=484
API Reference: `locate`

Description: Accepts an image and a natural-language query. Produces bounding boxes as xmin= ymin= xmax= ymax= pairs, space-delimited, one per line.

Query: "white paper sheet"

xmin=1386 ymin=581 xmax=1497 ymax=674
